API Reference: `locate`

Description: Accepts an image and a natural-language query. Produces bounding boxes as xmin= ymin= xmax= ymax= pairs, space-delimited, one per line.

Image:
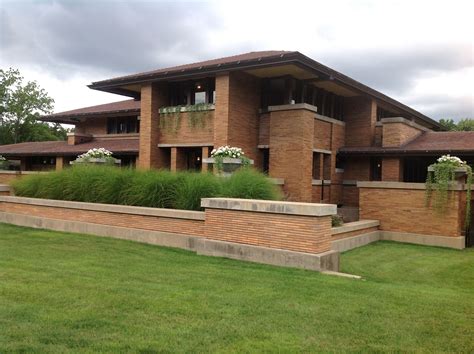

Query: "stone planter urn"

xmin=428 ymin=166 xmax=468 ymax=181
xmin=202 ymin=157 xmax=254 ymax=176
xmin=71 ymin=158 xmax=121 ymax=165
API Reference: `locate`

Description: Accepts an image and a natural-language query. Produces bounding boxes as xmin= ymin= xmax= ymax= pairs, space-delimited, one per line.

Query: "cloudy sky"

xmin=1 ymin=0 xmax=473 ymax=121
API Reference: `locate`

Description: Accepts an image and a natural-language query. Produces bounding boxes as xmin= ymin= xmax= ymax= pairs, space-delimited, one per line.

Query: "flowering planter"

xmin=427 ymin=166 xmax=468 ymax=180
xmin=202 ymin=157 xmax=254 ymax=175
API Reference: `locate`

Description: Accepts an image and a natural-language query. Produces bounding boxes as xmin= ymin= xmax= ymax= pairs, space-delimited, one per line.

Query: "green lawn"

xmin=1 ymin=223 xmax=473 ymax=352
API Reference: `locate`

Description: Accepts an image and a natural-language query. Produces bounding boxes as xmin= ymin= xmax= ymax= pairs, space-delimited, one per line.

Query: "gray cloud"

xmin=319 ymin=44 xmax=473 ymax=94
xmin=1 ymin=1 xmax=472 ymax=120
xmin=1 ymin=1 xmax=223 ymax=79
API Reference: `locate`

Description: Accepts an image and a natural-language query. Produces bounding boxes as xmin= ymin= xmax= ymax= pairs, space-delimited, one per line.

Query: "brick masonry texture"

xmin=343 ymin=97 xmax=376 ymax=147
xmin=138 ymin=83 xmax=170 ymax=169
xmin=0 ymin=201 xmax=205 ymax=236
xmin=382 ymin=122 xmax=422 ymax=147
xmin=382 ymin=157 xmax=403 ymax=182
xmin=0 ymin=173 xmax=21 ymax=184
xmin=342 ymin=186 xmax=359 ymax=206
xmin=204 ymin=208 xmax=332 ymax=254
xmin=0 ymin=197 xmax=334 ymax=255
xmin=159 ymin=111 xmax=214 ymax=145
xmin=359 ymin=187 xmax=465 ymax=237
xmin=269 ymin=108 xmax=314 ymax=202
xmin=258 ymin=113 xmax=270 ymax=146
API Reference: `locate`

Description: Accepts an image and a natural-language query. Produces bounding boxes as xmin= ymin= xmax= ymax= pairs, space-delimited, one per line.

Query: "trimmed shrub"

xmin=11 ymin=165 xmax=281 ymax=211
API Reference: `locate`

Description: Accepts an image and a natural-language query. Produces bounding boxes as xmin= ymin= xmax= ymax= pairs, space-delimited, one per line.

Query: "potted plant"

xmin=426 ymin=154 xmax=472 ymax=228
xmin=71 ymin=148 xmax=121 ymax=165
xmin=0 ymin=155 xmax=8 ymax=170
xmin=203 ymin=146 xmax=253 ymax=175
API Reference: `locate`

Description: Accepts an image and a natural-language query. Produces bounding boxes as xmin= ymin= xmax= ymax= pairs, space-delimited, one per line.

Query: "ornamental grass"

xmin=11 ymin=165 xmax=281 ymax=211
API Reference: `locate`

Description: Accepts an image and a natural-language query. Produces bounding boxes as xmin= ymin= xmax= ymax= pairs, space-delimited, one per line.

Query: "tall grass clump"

xmin=12 ymin=165 xmax=281 ymax=210
xmin=120 ymin=170 xmax=181 ymax=208
xmin=221 ymin=169 xmax=282 ymax=200
xmin=174 ymin=172 xmax=222 ymax=210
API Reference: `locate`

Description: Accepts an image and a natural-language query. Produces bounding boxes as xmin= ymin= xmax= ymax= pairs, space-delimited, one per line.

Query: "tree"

xmin=0 ymin=68 xmax=67 ymax=145
xmin=439 ymin=118 xmax=474 ymax=131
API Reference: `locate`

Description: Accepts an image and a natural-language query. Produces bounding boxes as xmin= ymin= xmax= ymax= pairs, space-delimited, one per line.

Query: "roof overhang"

xmin=88 ymin=51 xmax=442 ymax=130
xmin=41 ymin=109 xmax=141 ymax=124
xmin=338 ymin=148 xmax=474 ymax=157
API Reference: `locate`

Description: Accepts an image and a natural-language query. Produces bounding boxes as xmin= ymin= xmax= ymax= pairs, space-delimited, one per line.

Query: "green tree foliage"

xmin=439 ymin=118 xmax=474 ymax=131
xmin=0 ymin=68 xmax=67 ymax=145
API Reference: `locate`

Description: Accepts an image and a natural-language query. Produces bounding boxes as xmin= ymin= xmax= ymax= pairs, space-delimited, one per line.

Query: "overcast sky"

xmin=1 ymin=0 xmax=473 ymax=121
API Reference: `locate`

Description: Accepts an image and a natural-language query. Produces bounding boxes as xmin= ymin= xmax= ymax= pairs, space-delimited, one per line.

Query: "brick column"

xmin=382 ymin=157 xmax=403 ymax=181
xmin=55 ymin=156 xmax=64 ymax=171
xmin=269 ymin=107 xmax=315 ymax=202
xmin=138 ymin=83 xmax=169 ymax=169
xmin=202 ymin=146 xmax=211 ymax=172
xmin=170 ymin=147 xmax=186 ymax=172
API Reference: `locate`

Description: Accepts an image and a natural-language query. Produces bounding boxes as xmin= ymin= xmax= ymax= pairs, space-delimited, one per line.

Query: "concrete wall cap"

xmin=331 ymin=220 xmax=380 ymax=235
xmin=314 ymin=114 xmax=345 ymax=126
xmin=268 ymin=178 xmax=285 ymax=185
xmin=0 ymin=185 xmax=11 ymax=192
xmin=312 ymin=179 xmax=331 ymax=186
xmin=201 ymin=198 xmax=337 ymax=216
xmin=357 ymin=181 xmax=464 ymax=191
xmin=0 ymin=196 xmax=205 ymax=220
xmin=380 ymin=117 xmax=430 ymax=131
xmin=267 ymin=103 xmax=318 ymax=113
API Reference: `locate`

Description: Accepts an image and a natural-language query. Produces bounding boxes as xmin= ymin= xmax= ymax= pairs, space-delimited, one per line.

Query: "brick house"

xmin=1 ymin=50 xmax=473 ymax=206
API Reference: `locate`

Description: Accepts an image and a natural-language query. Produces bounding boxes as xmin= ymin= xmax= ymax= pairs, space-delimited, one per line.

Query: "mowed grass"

xmin=0 ymin=223 xmax=473 ymax=352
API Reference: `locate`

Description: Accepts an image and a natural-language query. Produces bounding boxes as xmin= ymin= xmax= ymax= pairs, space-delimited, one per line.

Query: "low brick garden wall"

xmin=0 ymin=170 xmax=47 ymax=184
xmin=0 ymin=195 xmax=340 ymax=271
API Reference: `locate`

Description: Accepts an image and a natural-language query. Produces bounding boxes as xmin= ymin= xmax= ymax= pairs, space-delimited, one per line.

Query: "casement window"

xmin=107 ymin=116 xmax=140 ymax=134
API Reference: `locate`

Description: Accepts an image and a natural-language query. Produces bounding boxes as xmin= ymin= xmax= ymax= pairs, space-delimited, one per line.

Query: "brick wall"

xmin=382 ymin=121 xmax=423 ymax=147
xmin=312 ymin=185 xmax=331 ymax=203
xmin=342 ymin=185 xmax=359 ymax=206
xmin=0 ymin=173 xmax=21 ymax=184
xmin=1 ymin=196 xmax=336 ymax=256
xmin=314 ymin=120 xmax=331 ymax=150
xmin=343 ymin=157 xmax=371 ymax=181
xmin=359 ymin=185 xmax=465 ymax=237
xmin=0 ymin=201 xmax=205 ymax=236
xmin=76 ymin=117 xmax=107 ymax=135
xmin=382 ymin=157 xmax=403 ymax=181
xmin=258 ymin=113 xmax=270 ymax=146
xmin=159 ymin=111 xmax=214 ymax=145
xmin=214 ymin=72 xmax=260 ymax=165
xmin=138 ymin=82 xmax=169 ymax=169
xmin=343 ymin=97 xmax=376 ymax=147
xmin=269 ymin=108 xmax=314 ymax=202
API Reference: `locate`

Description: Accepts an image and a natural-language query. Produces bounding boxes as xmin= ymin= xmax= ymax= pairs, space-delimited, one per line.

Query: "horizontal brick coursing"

xmin=258 ymin=113 xmax=270 ymax=146
xmin=342 ymin=186 xmax=359 ymax=206
xmin=0 ymin=202 xmax=205 ymax=236
xmin=204 ymin=208 xmax=332 ymax=253
xmin=0 ymin=174 xmax=20 ymax=184
xmin=359 ymin=188 xmax=464 ymax=237
xmin=159 ymin=111 xmax=214 ymax=145
xmin=382 ymin=122 xmax=422 ymax=147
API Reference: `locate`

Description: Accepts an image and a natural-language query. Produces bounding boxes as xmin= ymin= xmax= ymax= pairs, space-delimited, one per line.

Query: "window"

xmin=261 ymin=149 xmax=270 ymax=174
xmin=169 ymin=79 xmax=215 ymax=106
xmin=107 ymin=116 xmax=140 ymax=134
xmin=370 ymin=157 xmax=382 ymax=181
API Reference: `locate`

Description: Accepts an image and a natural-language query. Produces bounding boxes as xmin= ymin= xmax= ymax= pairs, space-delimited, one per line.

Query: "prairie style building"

xmin=1 ymin=51 xmax=473 ymax=206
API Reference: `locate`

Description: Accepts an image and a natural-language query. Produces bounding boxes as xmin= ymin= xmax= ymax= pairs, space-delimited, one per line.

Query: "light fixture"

xmin=197 ymin=156 xmax=201 ymax=161
xmin=196 ymin=84 xmax=202 ymax=89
